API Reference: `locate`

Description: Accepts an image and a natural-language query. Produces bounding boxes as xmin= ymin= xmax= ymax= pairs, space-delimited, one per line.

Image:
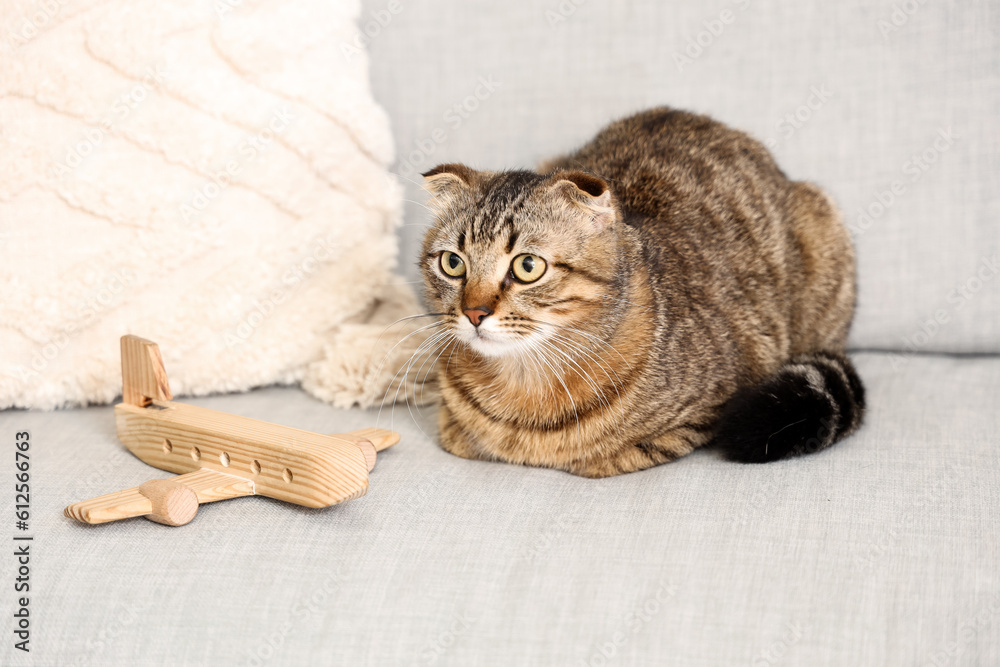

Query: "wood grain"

xmin=138 ymin=479 xmax=199 ymax=526
xmin=64 ymin=335 xmax=402 ymax=526
xmin=64 ymin=486 xmax=152 ymax=525
xmin=121 ymin=335 xmax=172 ymax=406
xmin=64 ymin=469 xmax=254 ymax=525
xmin=340 ymin=427 xmax=401 ymax=451
xmin=114 ymin=401 xmax=373 ymax=508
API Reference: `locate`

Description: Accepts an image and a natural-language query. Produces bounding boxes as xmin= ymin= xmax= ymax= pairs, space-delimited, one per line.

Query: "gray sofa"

xmin=3 ymin=1 xmax=998 ymax=665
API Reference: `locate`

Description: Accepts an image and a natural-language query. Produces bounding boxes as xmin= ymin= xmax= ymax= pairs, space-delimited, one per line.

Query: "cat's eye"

xmin=511 ymin=254 xmax=546 ymax=283
xmin=440 ymin=251 xmax=466 ymax=277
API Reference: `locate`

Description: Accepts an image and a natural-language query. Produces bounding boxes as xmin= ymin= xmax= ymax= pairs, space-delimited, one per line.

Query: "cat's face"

xmin=421 ymin=165 xmax=623 ymax=359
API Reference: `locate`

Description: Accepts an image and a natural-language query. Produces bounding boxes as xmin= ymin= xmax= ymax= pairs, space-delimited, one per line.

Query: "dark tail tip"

xmin=713 ymin=352 xmax=865 ymax=463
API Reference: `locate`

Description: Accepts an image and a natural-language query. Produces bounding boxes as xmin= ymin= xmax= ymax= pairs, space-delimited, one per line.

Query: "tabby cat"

xmin=419 ymin=107 xmax=864 ymax=478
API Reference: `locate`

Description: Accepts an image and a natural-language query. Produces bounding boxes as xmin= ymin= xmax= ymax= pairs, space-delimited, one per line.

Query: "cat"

xmin=418 ymin=106 xmax=865 ymax=478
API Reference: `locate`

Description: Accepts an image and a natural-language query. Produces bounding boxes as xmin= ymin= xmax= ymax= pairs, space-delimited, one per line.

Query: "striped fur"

xmin=420 ymin=107 xmax=864 ymax=477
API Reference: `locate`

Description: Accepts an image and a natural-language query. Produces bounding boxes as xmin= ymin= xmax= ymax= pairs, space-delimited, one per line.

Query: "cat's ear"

xmin=422 ymin=163 xmax=479 ymax=197
xmin=550 ymin=171 xmax=617 ymax=232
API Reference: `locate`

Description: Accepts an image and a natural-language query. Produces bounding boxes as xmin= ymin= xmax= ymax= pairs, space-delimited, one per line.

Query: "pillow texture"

xmin=0 ymin=0 xmax=414 ymax=410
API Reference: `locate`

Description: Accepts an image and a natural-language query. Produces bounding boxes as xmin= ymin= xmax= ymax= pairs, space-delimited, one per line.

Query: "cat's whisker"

xmin=404 ymin=334 xmax=444 ymax=408
xmin=546 ymin=330 xmax=625 ymax=389
xmin=376 ymin=325 xmax=451 ymax=428
xmin=533 ymin=338 xmax=604 ymax=428
xmin=368 ymin=313 xmax=448 ymax=369
xmin=526 ymin=317 xmax=634 ymax=375
xmin=415 ymin=332 xmax=454 ymax=403
xmin=549 ymin=336 xmax=628 ymax=416
xmin=545 ymin=331 xmax=629 ymax=430
xmin=504 ymin=341 xmax=547 ymax=403
xmin=397 ymin=328 xmax=453 ymax=405
xmin=389 ymin=170 xmax=428 ymax=189
xmin=414 ymin=345 xmax=445 ymax=404
xmin=529 ymin=341 xmax=581 ymax=435
xmin=556 ymin=325 xmax=634 ymax=373
xmin=444 ymin=336 xmax=460 ymax=374
xmin=559 ymin=329 xmax=633 ymax=376
xmin=514 ymin=340 xmax=555 ymax=402
xmin=399 ymin=330 xmax=453 ymax=438
xmin=536 ymin=337 xmax=603 ymax=403
xmin=539 ymin=343 xmax=608 ymax=419
xmin=537 ymin=337 xmax=619 ymax=428
xmin=401 ymin=198 xmax=435 ymax=213
xmin=530 ymin=343 xmax=571 ymax=415
xmin=369 ymin=318 xmax=449 ymax=409
xmin=378 ymin=312 xmax=449 ymax=332
xmin=383 ymin=329 xmax=452 ymax=438
xmin=498 ymin=322 xmax=556 ymax=389
xmin=521 ymin=320 xmax=631 ymax=432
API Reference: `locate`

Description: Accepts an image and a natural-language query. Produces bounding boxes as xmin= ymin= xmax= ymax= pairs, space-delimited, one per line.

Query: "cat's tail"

xmin=712 ymin=351 xmax=865 ymax=463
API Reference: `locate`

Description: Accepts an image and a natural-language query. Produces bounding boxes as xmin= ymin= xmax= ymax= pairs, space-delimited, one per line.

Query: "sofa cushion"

xmin=4 ymin=352 xmax=997 ymax=666
xmin=0 ymin=0 xmax=404 ymax=410
xmin=363 ymin=0 xmax=1000 ymax=353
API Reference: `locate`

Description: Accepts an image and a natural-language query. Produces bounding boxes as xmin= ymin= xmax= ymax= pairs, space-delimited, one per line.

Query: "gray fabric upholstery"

xmin=4 ymin=2 xmax=998 ymax=666
xmin=366 ymin=0 xmax=1000 ymax=353
xmin=1 ymin=353 xmax=998 ymax=666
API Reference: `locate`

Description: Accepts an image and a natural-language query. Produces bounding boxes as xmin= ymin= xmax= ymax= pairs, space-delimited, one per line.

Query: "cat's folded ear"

xmin=422 ymin=163 xmax=479 ymax=197
xmin=549 ymin=171 xmax=618 ymax=232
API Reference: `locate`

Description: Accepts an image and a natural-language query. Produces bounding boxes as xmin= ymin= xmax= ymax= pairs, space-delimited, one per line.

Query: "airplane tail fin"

xmin=121 ymin=335 xmax=173 ymax=406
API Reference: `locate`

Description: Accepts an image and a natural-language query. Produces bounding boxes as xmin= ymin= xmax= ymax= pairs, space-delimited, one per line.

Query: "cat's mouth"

xmin=456 ymin=321 xmax=531 ymax=358
xmin=465 ymin=327 xmax=507 ymax=355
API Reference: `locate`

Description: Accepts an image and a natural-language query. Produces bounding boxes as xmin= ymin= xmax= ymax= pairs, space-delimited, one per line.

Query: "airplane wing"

xmin=64 ymin=469 xmax=254 ymax=526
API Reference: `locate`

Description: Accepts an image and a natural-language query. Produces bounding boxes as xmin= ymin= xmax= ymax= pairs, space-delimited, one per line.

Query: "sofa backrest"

xmin=363 ymin=0 xmax=999 ymax=354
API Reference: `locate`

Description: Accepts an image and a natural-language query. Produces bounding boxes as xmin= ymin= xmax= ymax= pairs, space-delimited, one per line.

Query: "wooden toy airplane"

xmin=64 ymin=335 xmax=399 ymax=527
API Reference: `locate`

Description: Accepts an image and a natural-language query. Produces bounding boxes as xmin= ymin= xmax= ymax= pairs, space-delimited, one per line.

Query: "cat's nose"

xmin=463 ymin=306 xmax=493 ymax=327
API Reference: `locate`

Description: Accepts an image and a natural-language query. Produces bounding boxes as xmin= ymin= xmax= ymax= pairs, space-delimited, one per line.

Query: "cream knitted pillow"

xmin=0 ymin=0 xmax=413 ymax=409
